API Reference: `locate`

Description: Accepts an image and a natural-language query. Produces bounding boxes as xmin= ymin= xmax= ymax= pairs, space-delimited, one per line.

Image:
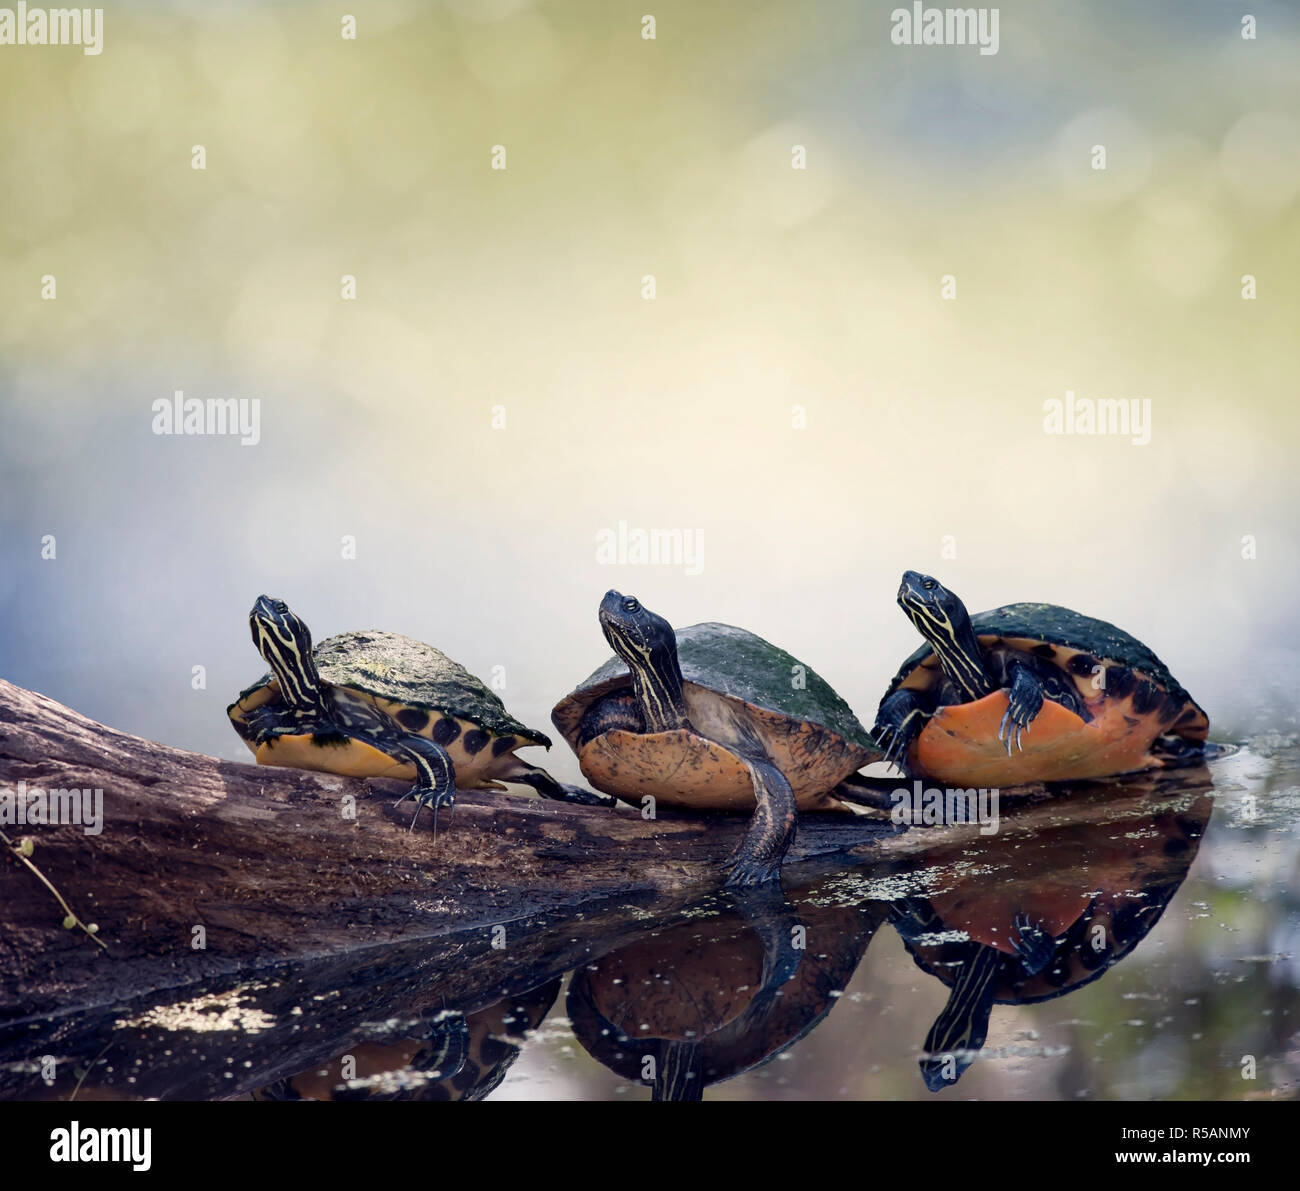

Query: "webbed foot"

xmin=1009 ymin=912 xmax=1055 ymax=975
xmin=873 ymin=721 xmax=913 ymax=773
xmin=722 ymin=853 xmax=783 ymax=888
xmin=723 ymin=757 xmax=796 ymax=888
xmin=873 ymin=690 xmax=929 ymax=772
xmin=395 ymin=785 xmax=456 ymax=833
xmin=998 ymin=665 xmax=1045 ymax=755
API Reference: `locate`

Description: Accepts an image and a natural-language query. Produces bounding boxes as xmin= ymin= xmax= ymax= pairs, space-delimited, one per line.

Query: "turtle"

xmin=228 ymin=595 xmax=612 ymax=827
xmin=252 ymin=978 xmax=562 ymax=1102
xmin=893 ymin=773 xmax=1213 ymax=1090
xmin=567 ymin=886 xmax=883 ymax=1100
xmin=550 ymin=590 xmax=880 ymax=886
xmin=872 ymin=571 xmax=1211 ymax=786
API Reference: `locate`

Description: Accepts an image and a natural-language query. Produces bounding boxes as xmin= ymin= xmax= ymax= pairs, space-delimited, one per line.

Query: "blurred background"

xmin=1 ymin=0 xmax=1297 ymax=1099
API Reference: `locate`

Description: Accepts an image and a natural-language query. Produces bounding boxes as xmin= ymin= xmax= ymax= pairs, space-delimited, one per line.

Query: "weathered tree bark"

xmin=0 ymin=678 xmax=903 ymax=1021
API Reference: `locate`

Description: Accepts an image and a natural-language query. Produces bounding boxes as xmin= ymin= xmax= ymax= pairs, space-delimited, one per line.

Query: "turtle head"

xmin=249 ymin=596 xmax=322 ymax=707
xmin=897 ymin=571 xmax=967 ymax=631
xmin=598 ymin=591 xmax=688 ymax=732
xmin=918 ymin=948 xmax=999 ymax=1093
xmin=896 ymin=572 xmax=992 ymax=701
xmin=599 ymin=590 xmax=675 ymax=665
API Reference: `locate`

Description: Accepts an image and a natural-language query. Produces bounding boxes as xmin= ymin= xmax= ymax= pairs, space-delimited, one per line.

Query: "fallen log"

xmin=0 ymin=678 xmax=903 ymax=1020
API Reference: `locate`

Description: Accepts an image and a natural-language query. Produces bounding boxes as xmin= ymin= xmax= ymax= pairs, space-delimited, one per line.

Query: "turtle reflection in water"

xmin=251 ymin=979 xmax=561 ymax=1101
xmin=229 ymin=596 xmax=612 ymax=829
xmin=894 ymin=772 xmax=1214 ymax=1090
xmin=567 ymin=887 xmax=886 ymax=1099
xmin=875 ymin=571 xmax=1214 ymax=785
xmin=552 ymin=591 xmax=881 ymax=886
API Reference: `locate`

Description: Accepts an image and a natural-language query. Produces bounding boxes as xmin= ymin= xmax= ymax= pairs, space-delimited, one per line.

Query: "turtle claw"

xmin=1009 ymin=912 xmax=1055 ymax=975
xmin=998 ymin=710 xmax=1013 ymax=755
xmin=875 ymin=723 xmax=912 ymax=772
xmin=998 ymin=708 xmax=1032 ymax=755
xmin=398 ymin=787 xmax=455 ymax=837
xmin=999 ymin=667 xmax=1044 ymax=755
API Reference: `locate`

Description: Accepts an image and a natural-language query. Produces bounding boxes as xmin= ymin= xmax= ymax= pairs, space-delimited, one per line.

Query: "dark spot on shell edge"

xmin=432 ymin=717 xmax=461 ymax=745
xmin=395 ymin=707 xmax=429 ymax=732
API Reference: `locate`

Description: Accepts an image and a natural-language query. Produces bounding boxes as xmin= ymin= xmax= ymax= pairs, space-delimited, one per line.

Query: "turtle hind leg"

xmin=832 ymin=771 xmax=903 ymax=811
xmin=999 ymin=661 xmax=1046 ymax=754
xmin=723 ymin=757 xmax=796 ymax=888
xmin=507 ymin=763 xmax=617 ymax=808
xmin=872 ymin=689 xmax=931 ymax=773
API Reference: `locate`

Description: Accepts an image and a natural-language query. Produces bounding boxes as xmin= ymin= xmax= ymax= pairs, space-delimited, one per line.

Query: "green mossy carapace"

xmin=551 ymin=591 xmax=882 ymax=886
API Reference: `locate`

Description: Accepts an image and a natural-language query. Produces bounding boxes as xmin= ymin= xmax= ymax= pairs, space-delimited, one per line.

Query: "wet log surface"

xmin=0 ymin=678 xmax=905 ymax=1024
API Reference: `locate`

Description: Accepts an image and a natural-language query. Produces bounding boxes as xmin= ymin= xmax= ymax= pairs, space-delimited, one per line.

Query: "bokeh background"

xmin=1 ymin=0 xmax=1297 ymax=1099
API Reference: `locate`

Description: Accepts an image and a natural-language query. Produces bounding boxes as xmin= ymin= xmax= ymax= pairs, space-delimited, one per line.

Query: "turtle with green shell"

xmin=229 ymin=596 xmax=613 ymax=826
xmin=873 ymin=571 xmax=1211 ymax=786
xmin=568 ymin=886 xmax=885 ymax=1100
xmin=551 ymin=590 xmax=881 ymax=886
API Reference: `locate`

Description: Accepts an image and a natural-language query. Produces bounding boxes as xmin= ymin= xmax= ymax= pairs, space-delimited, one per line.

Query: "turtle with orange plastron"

xmin=872 ymin=571 xmax=1214 ymax=785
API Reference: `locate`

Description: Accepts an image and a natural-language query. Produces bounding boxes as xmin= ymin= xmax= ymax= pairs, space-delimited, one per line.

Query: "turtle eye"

xmin=922 ymin=579 xmax=937 ymax=591
xmin=272 ymin=599 xmax=289 ymax=615
xmin=622 ymin=598 xmax=640 ymax=613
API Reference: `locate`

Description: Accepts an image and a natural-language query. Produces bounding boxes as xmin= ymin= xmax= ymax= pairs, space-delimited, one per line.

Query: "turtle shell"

xmin=551 ymin=622 xmax=879 ymax=810
xmin=567 ymin=898 xmax=881 ymax=1096
xmin=897 ymin=788 xmax=1212 ymax=1004
xmin=232 ymin=630 xmax=547 ymax=745
xmin=882 ymin=603 xmax=1209 ymax=784
xmin=228 ymin=630 xmax=553 ymax=787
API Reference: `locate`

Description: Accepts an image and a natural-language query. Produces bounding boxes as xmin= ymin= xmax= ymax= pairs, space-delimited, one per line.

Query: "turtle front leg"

xmin=1008 ymin=912 xmax=1055 ymax=976
xmin=724 ymin=758 xmax=797 ymax=888
xmin=999 ymin=662 xmax=1045 ymax=754
xmin=872 ymin=689 xmax=930 ymax=773
xmin=508 ymin=764 xmax=617 ymax=808
xmin=243 ymin=703 xmax=307 ymax=744
xmin=390 ymin=737 xmax=458 ymax=831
